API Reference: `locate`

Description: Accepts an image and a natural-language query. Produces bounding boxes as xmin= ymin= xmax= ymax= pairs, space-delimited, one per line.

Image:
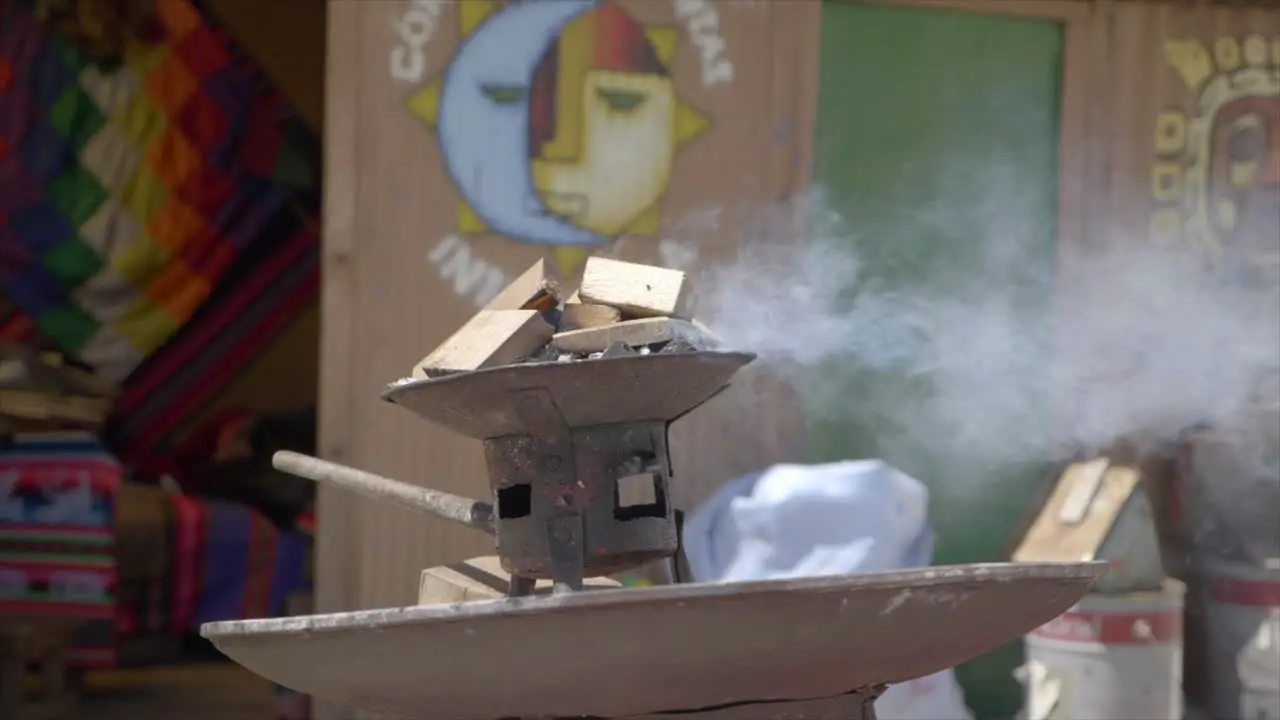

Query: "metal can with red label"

xmin=1201 ymin=559 xmax=1280 ymax=720
xmin=1022 ymin=580 xmax=1185 ymax=719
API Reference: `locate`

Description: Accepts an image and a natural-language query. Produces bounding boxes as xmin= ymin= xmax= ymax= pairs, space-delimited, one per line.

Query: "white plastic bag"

xmin=683 ymin=460 xmax=974 ymax=720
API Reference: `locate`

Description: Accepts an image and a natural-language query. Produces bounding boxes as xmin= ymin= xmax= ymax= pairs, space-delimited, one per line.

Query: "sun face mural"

xmin=1153 ymin=35 xmax=1279 ymax=302
xmin=408 ymin=0 xmax=711 ymax=278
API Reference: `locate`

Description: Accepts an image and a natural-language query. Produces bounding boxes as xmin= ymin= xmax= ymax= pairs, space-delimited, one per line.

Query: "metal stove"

xmin=202 ymin=351 xmax=1103 ymax=720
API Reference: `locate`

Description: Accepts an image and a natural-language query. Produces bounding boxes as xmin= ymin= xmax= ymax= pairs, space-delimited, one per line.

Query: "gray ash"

xmin=515 ymin=333 xmax=707 ymax=366
xmin=658 ymin=338 xmax=699 ymax=354
xmin=418 ymin=367 xmax=462 ymax=379
xmin=600 ymin=342 xmax=636 ymax=359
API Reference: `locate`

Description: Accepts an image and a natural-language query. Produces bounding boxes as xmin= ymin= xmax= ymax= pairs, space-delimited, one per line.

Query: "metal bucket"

xmin=1201 ymin=559 xmax=1280 ymax=720
xmin=1021 ymin=580 xmax=1184 ymax=719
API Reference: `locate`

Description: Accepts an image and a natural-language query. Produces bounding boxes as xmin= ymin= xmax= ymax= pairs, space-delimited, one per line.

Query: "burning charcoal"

xmin=600 ymin=342 xmax=637 ymax=360
xmin=540 ymin=307 xmax=563 ymax=329
xmin=419 ymin=367 xmax=464 ymax=379
xmin=535 ymin=343 xmax=562 ymax=362
xmin=658 ymin=337 xmax=698 ymax=354
xmin=485 ymin=259 xmax=561 ymax=312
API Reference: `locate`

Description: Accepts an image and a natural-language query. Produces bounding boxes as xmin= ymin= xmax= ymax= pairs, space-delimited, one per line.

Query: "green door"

xmin=808 ymin=3 xmax=1063 ymax=717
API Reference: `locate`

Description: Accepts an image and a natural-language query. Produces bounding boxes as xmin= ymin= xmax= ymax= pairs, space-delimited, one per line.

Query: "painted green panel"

xmin=809 ymin=3 xmax=1063 ymax=717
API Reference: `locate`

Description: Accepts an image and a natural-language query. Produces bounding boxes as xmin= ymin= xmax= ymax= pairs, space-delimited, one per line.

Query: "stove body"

xmin=381 ymin=351 xmax=752 ymax=594
xmin=205 ymin=353 xmax=1104 ymax=720
xmin=486 ymin=411 xmax=677 ymax=584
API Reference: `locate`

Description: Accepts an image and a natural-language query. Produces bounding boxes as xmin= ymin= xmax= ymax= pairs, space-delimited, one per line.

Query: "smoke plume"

xmin=665 ymin=183 xmax=1279 ymax=500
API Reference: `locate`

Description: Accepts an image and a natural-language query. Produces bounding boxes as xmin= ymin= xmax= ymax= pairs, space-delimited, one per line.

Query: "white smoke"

xmin=670 ymin=183 xmax=1279 ymax=487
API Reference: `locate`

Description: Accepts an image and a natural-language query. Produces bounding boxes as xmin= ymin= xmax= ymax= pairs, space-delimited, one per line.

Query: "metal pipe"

xmin=272 ymin=450 xmax=494 ymax=535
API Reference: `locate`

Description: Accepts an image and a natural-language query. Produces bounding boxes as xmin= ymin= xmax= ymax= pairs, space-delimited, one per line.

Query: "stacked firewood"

xmin=412 ymin=257 xmax=722 ymax=380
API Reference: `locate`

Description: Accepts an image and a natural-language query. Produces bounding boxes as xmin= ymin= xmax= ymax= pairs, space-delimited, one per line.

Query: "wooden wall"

xmin=1059 ymin=0 xmax=1279 ymax=435
xmin=316 ymin=0 xmax=819 ymax=629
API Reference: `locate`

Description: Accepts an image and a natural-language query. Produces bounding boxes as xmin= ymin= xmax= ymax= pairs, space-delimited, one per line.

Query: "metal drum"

xmin=1022 ymin=580 xmax=1185 ymax=719
xmin=1201 ymin=559 xmax=1280 ymax=720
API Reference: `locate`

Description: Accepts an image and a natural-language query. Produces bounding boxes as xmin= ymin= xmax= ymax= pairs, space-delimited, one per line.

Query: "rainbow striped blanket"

xmin=0 ymin=0 xmax=317 ymax=382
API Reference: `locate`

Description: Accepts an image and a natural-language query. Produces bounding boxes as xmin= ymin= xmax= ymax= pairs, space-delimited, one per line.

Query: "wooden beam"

xmin=552 ymin=317 xmax=704 ymax=354
xmin=315 ymin=0 xmax=360 ymax=657
xmin=415 ymin=310 xmax=553 ymax=376
xmin=558 ymin=303 xmax=623 ymax=332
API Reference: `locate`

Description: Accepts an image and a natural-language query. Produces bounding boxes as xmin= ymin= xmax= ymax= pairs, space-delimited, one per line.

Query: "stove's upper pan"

xmin=382 ymin=351 xmax=756 ymax=439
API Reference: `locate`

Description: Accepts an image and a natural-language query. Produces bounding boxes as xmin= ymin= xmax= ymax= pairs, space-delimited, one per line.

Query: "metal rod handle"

xmin=273 ymin=450 xmax=494 ymax=535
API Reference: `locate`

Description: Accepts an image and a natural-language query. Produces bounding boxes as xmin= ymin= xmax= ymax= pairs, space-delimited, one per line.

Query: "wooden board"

xmin=418 ymin=556 xmax=620 ymax=604
xmin=551 ymin=317 xmax=703 ymax=353
xmin=1013 ymin=461 xmax=1142 ymax=564
xmin=557 ymin=303 xmax=622 ymax=331
xmin=414 ymin=309 xmax=553 ymax=376
xmin=484 ymin=259 xmax=561 ymax=312
xmin=578 ymin=257 xmax=693 ymax=318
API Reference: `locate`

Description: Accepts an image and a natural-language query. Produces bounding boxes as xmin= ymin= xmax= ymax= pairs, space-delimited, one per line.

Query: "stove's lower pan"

xmin=536 ymin=687 xmax=885 ymax=719
xmin=202 ymin=563 xmax=1102 ymax=720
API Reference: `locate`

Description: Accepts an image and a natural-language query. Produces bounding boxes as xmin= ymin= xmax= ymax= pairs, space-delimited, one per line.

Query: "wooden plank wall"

xmin=316 ymin=0 xmax=821 ymax=639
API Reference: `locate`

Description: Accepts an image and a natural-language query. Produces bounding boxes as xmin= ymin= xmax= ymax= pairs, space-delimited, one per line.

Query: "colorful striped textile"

xmin=0 ymin=0 xmax=318 ymax=382
xmin=117 ymin=492 xmax=310 ymax=637
xmin=1 ymin=209 xmax=319 ymax=467
xmin=0 ymin=432 xmax=121 ymax=667
xmin=105 ymin=207 xmax=318 ymax=466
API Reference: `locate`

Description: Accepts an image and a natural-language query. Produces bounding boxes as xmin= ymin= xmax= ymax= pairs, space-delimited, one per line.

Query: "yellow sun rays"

xmin=407 ymin=1 xmax=709 ymax=277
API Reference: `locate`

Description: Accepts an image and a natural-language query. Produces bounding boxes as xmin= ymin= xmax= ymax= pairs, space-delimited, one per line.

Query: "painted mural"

xmin=1152 ymin=34 xmax=1280 ymax=307
xmin=393 ymin=0 xmax=733 ymax=306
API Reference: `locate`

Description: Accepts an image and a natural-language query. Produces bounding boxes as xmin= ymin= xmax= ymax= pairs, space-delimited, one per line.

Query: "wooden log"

xmin=551 ymin=317 xmax=707 ymax=354
xmin=418 ymin=556 xmax=621 ymax=605
xmin=557 ymin=303 xmax=622 ymax=332
xmin=578 ymin=257 xmax=692 ymax=318
xmin=413 ymin=309 xmax=553 ymax=378
xmin=484 ymin=259 xmax=561 ymax=313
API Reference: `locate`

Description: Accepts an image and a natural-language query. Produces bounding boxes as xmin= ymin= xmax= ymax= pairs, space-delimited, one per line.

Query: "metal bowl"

xmin=382 ymin=351 xmax=755 ymax=439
